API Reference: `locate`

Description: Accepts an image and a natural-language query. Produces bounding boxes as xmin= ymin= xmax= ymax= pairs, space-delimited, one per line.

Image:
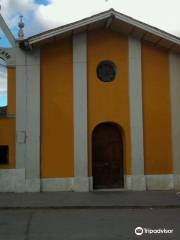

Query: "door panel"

xmin=92 ymin=123 xmax=124 ymax=189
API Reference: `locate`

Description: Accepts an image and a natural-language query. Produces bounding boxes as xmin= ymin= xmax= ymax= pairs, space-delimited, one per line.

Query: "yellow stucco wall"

xmin=40 ymin=30 xmax=173 ymax=178
xmin=87 ymin=29 xmax=131 ymax=175
xmin=142 ymin=44 xmax=173 ymax=174
xmin=0 ymin=67 xmax=16 ymax=169
xmin=41 ymin=37 xmax=74 ymax=178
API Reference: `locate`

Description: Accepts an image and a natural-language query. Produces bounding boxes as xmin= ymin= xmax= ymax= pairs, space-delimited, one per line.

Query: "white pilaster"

xmin=16 ymin=48 xmax=27 ymax=169
xmin=169 ymin=52 xmax=180 ymax=190
xmin=25 ymin=49 xmax=40 ymax=192
xmin=16 ymin=48 xmax=40 ymax=192
xmin=73 ymin=32 xmax=89 ymax=192
xmin=128 ymin=37 xmax=146 ymax=190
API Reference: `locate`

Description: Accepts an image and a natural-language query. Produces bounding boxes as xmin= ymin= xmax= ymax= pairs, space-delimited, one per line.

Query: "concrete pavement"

xmin=0 ymin=208 xmax=180 ymax=240
xmin=0 ymin=191 xmax=180 ymax=209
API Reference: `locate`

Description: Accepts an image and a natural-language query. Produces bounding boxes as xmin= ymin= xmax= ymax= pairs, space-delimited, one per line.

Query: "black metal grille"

xmin=0 ymin=145 xmax=9 ymax=164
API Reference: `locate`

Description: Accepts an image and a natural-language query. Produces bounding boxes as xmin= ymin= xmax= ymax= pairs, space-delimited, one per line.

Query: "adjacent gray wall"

xmin=169 ymin=53 xmax=180 ymax=177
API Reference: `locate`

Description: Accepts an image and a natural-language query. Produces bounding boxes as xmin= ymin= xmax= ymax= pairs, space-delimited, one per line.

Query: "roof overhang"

xmin=21 ymin=9 xmax=180 ymax=53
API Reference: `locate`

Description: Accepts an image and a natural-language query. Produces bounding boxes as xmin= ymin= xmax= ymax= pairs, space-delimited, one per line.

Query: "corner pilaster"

xmin=169 ymin=52 xmax=180 ymax=190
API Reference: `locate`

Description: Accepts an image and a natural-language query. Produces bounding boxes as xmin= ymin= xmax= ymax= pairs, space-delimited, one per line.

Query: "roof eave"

xmin=27 ymin=9 xmax=114 ymax=46
xmin=114 ymin=11 xmax=180 ymax=46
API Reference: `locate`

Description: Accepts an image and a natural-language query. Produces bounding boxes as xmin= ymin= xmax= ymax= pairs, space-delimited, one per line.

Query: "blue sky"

xmin=35 ymin=0 xmax=49 ymax=5
xmin=0 ymin=61 xmax=7 ymax=107
xmin=0 ymin=95 xmax=7 ymax=106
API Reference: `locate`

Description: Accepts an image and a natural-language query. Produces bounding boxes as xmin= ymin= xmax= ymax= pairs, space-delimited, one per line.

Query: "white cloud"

xmin=31 ymin=0 xmax=180 ymax=37
xmin=0 ymin=0 xmax=46 ymax=37
xmin=0 ymin=0 xmax=179 ymax=38
xmin=35 ymin=0 xmax=107 ymax=28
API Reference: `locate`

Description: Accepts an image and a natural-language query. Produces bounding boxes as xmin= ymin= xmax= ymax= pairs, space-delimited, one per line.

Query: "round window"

xmin=97 ymin=60 xmax=117 ymax=82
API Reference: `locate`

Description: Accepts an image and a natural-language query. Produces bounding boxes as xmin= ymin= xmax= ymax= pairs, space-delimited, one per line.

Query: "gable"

xmin=22 ymin=9 xmax=180 ymax=53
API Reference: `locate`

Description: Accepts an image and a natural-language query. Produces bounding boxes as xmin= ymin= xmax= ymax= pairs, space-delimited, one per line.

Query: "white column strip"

xmin=16 ymin=47 xmax=40 ymax=192
xmin=73 ymin=32 xmax=89 ymax=191
xmin=25 ymin=49 xmax=40 ymax=192
xmin=16 ymin=48 xmax=27 ymax=169
xmin=128 ymin=37 xmax=145 ymax=190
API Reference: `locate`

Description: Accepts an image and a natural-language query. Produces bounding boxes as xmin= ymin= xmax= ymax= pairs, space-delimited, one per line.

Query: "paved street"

xmin=0 ymin=208 xmax=179 ymax=240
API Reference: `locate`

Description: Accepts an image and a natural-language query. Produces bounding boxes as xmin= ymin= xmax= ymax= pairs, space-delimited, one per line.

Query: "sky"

xmin=0 ymin=0 xmax=180 ymax=106
xmin=0 ymin=58 xmax=7 ymax=107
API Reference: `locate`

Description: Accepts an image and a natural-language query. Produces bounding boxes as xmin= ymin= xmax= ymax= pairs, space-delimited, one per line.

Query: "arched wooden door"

xmin=92 ymin=123 xmax=124 ymax=189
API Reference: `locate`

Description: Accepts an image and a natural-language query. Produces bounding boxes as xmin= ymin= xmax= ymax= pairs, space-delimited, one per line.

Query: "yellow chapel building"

xmin=0 ymin=9 xmax=180 ymax=192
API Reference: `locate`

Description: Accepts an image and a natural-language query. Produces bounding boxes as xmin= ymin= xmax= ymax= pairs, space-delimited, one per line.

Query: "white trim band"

xmin=0 ymin=169 xmax=39 ymax=192
xmin=41 ymin=177 xmax=91 ymax=192
xmin=0 ymin=172 xmax=180 ymax=192
xmin=126 ymin=174 xmax=180 ymax=191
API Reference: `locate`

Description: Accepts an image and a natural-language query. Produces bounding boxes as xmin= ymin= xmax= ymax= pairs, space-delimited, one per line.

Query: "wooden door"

xmin=92 ymin=123 xmax=124 ymax=189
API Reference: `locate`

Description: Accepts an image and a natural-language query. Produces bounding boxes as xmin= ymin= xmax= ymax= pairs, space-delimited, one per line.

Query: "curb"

xmin=0 ymin=205 xmax=180 ymax=210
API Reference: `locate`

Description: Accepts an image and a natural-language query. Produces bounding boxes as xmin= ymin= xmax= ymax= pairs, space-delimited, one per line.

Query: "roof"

xmin=22 ymin=9 xmax=180 ymax=52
